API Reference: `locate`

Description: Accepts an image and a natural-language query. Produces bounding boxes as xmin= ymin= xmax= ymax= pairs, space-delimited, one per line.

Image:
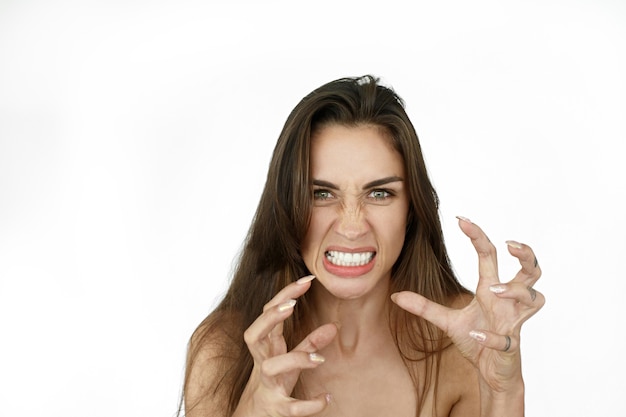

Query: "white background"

xmin=1 ymin=1 xmax=624 ymax=416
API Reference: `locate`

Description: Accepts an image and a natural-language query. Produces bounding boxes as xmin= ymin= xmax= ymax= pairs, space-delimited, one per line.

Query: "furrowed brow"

xmin=362 ymin=176 xmax=404 ymax=189
xmin=312 ymin=179 xmax=340 ymax=190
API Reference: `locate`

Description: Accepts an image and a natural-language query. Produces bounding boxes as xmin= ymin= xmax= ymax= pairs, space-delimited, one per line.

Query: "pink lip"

xmin=325 ymin=246 xmax=376 ymax=253
xmin=323 ymin=246 xmax=377 ymax=278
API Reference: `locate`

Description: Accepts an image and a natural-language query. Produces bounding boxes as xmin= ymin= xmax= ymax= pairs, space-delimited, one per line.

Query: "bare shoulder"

xmin=437 ymin=343 xmax=480 ymax=416
xmin=437 ymin=292 xmax=480 ymax=416
xmin=184 ymin=312 xmax=242 ymax=417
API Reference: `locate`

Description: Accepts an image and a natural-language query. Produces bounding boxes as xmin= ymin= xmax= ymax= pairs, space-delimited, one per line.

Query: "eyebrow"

xmin=312 ymin=176 xmax=404 ymax=190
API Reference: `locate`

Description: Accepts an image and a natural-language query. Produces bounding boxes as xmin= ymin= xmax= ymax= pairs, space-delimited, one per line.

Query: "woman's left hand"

xmin=391 ymin=217 xmax=544 ymax=394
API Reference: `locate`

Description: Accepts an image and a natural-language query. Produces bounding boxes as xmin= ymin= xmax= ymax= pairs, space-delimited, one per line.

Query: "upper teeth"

xmin=325 ymin=251 xmax=374 ymax=266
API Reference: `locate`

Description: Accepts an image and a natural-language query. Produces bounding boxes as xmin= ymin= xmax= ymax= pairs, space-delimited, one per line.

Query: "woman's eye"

xmin=369 ymin=189 xmax=391 ymax=200
xmin=313 ymin=189 xmax=334 ymax=200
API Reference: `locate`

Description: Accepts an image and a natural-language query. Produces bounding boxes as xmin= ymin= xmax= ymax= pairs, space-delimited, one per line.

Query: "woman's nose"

xmin=335 ymin=204 xmax=369 ymax=241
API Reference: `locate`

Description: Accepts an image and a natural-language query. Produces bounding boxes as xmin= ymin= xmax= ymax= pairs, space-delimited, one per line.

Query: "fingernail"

xmin=309 ymin=352 xmax=326 ymax=363
xmin=506 ymin=240 xmax=523 ymax=249
xmin=325 ymin=393 xmax=333 ymax=404
xmin=469 ymin=330 xmax=487 ymax=342
xmin=278 ymin=299 xmax=297 ymax=312
xmin=489 ymin=284 xmax=507 ymax=294
xmin=456 ymin=216 xmax=472 ymax=223
xmin=296 ymin=275 xmax=316 ymax=284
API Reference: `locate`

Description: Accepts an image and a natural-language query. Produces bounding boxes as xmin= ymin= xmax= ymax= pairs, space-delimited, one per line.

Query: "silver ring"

xmin=503 ymin=335 xmax=512 ymax=352
xmin=528 ymin=286 xmax=537 ymax=302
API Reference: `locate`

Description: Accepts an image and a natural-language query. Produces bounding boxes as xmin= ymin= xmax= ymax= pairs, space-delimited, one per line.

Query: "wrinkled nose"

xmin=335 ymin=203 xmax=369 ymax=241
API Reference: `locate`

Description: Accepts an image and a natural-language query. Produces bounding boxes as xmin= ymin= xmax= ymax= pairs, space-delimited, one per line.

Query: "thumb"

xmin=391 ymin=291 xmax=452 ymax=332
xmin=286 ymin=392 xmax=332 ymax=416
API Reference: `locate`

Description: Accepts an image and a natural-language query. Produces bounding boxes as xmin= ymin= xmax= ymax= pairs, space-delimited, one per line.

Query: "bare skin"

xmin=297 ymin=281 xmax=480 ymax=417
xmin=184 ymin=125 xmax=544 ymax=417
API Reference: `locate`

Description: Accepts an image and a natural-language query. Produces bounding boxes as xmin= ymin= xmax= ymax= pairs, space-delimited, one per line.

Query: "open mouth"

xmin=325 ymin=250 xmax=376 ymax=267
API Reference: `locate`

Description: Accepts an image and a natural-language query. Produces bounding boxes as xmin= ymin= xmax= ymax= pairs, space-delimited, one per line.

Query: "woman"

xmin=181 ymin=75 xmax=544 ymax=416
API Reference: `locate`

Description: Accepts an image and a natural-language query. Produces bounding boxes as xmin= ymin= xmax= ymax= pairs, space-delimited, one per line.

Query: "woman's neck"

xmin=308 ymin=277 xmax=392 ymax=357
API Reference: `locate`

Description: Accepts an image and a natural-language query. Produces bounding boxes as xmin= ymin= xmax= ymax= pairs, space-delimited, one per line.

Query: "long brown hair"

xmin=181 ymin=75 xmax=470 ymax=415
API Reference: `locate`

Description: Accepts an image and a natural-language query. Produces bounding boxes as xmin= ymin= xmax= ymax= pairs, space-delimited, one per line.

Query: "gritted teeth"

xmin=325 ymin=250 xmax=375 ymax=267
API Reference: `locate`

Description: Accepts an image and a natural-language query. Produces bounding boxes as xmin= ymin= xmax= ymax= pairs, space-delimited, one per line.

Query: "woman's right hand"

xmin=233 ymin=275 xmax=337 ymax=417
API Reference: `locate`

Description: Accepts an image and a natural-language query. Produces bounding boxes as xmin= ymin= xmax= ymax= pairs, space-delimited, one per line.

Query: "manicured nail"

xmin=456 ymin=216 xmax=472 ymax=223
xmin=297 ymin=275 xmax=316 ymax=284
xmin=278 ymin=299 xmax=297 ymax=312
xmin=489 ymin=284 xmax=507 ymax=294
xmin=309 ymin=352 xmax=326 ymax=363
xmin=506 ymin=240 xmax=523 ymax=249
xmin=469 ymin=330 xmax=487 ymax=342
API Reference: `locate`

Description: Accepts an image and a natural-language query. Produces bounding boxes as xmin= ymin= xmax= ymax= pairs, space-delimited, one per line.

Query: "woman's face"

xmin=301 ymin=124 xmax=409 ymax=300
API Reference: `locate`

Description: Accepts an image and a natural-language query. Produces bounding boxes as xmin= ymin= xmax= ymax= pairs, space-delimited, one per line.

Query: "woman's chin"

xmin=313 ymin=271 xmax=387 ymax=301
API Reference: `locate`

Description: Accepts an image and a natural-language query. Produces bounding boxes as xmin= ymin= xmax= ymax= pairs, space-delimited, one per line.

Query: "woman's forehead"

xmin=309 ymin=124 xmax=405 ymax=182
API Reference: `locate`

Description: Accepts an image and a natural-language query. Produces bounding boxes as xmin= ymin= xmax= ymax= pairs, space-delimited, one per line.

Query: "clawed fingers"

xmin=251 ymin=387 xmax=330 ymax=417
xmin=261 ymin=351 xmax=327 ymax=380
xmin=244 ymin=298 xmax=297 ymax=360
xmin=293 ymin=323 xmax=339 ymax=353
xmin=390 ymin=291 xmax=452 ymax=333
xmin=456 ymin=217 xmax=500 ymax=287
xmin=487 ymin=237 xmax=545 ymax=315
xmin=244 ymin=276 xmax=317 ymax=361
xmin=505 ymin=240 xmax=542 ymax=287
xmin=263 ymin=275 xmax=316 ymax=313
xmin=241 ymin=276 xmax=334 ymax=416
xmin=469 ymin=330 xmax=519 ymax=353
xmin=457 ymin=217 xmax=544 ymax=308
xmin=255 ymin=323 xmax=336 ymax=410
xmin=277 ymin=394 xmax=331 ymax=417
xmin=489 ymin=282 xmax=545 ymax=309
